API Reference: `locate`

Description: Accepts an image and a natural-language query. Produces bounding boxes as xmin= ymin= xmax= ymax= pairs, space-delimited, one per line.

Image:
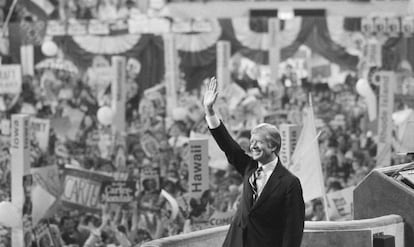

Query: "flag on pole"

xmin=289 ymin=104 xmax=325 ymax=203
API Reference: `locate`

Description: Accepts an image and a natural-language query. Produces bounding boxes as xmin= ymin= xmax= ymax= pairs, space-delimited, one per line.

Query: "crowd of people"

xmin=0 ymin=50 xmax=411 ymax=247
xmin=0 ymin=3 xmax=411 ymax=245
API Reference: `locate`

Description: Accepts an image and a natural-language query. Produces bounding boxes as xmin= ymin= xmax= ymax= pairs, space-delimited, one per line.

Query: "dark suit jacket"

xmin=210 ymin=122 xmax=305 ymax=247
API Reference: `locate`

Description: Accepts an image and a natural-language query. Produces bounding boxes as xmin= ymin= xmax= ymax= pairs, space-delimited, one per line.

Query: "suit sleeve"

xmin=209 ymin=121 xmax=251 ymax=175
xmin=282 ymin=177 xmax=305 ymax=247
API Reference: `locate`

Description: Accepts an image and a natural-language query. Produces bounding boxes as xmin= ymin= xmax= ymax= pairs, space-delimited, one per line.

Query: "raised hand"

xmin=203 ymin=77 xmax=218 ymax=112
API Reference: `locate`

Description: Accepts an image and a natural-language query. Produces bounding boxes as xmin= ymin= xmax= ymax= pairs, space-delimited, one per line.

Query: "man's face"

xmin=250 ymin=132 xmax=275 ymax=164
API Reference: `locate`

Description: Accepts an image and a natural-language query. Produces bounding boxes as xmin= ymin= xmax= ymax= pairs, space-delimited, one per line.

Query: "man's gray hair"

xmin=251 ymin=123 xmax=281 ymax=154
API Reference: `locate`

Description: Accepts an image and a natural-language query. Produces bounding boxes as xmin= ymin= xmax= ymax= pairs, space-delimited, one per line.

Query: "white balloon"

xmin=41 ymin=40 xmax=58 ymax=57
xmin=0 ymin=201 xmax=21 ymax=228
xmin=97 ymin=106 xmax=113 ymax=125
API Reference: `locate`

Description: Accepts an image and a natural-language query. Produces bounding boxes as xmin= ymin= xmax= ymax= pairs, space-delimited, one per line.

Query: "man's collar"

xmin=258 ymin=156 xmax=278 ymax=171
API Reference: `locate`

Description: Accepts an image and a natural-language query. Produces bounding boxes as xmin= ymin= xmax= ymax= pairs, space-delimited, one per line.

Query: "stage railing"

xmin=142 ymin=214 xmax=403 ymax=247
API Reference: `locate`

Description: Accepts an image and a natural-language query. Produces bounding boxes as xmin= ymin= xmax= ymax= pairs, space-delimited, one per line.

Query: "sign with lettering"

xmin=61 ymin=167 xmax=112 ymax=213
xmin=140 ymin=166 xmax=160 ymax=192
xmin=46 ymin=20 xmax=66 ymax=36
xmin=279 ymin=124 xmax=301 ymax=167
xmin=30 ymin=118 xmax=50 ymax=152
xmin=376 ymin=71 xmax=394 ymax=167
xmin=10 ymin=114 xmax=30 ymax=247
xmin=101 ymin=181 xmax=135 ymax=203
xmin=188 ymin=139 xmax=209 ymax=199
xmin=208 ymin=210 xmax=236 ymax=226
xmin=0 ymin=65 xmax=22 ymax=94
xmin=88 ymin=20 xmax=109 ymax=35
xmin=327 ymin=186 xmax=354 ymax=220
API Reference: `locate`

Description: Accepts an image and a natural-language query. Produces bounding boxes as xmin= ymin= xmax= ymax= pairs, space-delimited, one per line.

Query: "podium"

xmin=354 ymin=163 xmax=414 ymax=247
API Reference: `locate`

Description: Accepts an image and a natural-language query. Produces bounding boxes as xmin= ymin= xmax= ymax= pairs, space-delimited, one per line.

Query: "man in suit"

xmin=203 ymin=78 xmax=305 ymax=247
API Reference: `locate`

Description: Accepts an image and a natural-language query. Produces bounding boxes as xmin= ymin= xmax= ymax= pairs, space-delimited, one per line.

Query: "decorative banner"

xmin=365 ymin=37 xmax=382 ymax=68
xmin=279 ymin=124 xmax=301 ymax=167
xmin=268 ymin=18 xmax=280 ymax=84
xmin=401 ymin=16 xmax=414 ymax=37
xmin=66 ymin=20 xmax=88 ymax=36
xmin=386 ymin=17 xmax=401 ymax=37
xmin=216 ymin=41 xmax=231 ymax=92
xmin=361 ymin=17 xmax=374 ymax=36
xmin=163 ymin=34 xmax=178 ymax=117
xmin=327 ymin=186 xmax=354 ymax=220
xmin=374 ymin=16 xmax=386 ymax=35
xmin=188 ymin=139 xmax=209 ymax=199
xmin=111 ymin=56 xmax=127 ymax=133
xmin=128 ymin=18 xmax=149 ymax=33
xmin=208 ymin=210 xmax=236 ymax=226
xmin=46 ymin=20 xmax=66 ymax=36
xmin=10 ymin=114 xmax=30 ymax=247
xmin=61 ymin=167 xmax=112 ymax=213
xmin=100 ymin=181 xmax=136 ymax=204
xmin=0 ymin=65 xmax=22 ymax=94
xmin=88 ymin=20 xmax=110 ymax=35
xmin=376 ymin=71 xmax=395 ymax=168
xmin=30 ymin=118 xmax=50 ymax=152
xmin=31 ymin=165 xmax=61 ymax=198
xmin=20 ymin=45 xmax=34 ymax=76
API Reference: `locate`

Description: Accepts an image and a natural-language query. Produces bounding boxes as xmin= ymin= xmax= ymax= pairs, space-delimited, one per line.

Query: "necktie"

xmin=249 ymin=166 xmax=263 ymax=202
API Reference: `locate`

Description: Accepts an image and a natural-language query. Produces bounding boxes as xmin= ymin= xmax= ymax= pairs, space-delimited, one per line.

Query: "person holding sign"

xmin=203 ymin=77 xmax=305 ymax=247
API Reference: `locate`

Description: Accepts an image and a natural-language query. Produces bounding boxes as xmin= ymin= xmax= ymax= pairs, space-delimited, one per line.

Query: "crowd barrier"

xmin=142 ymin=214 xmax=404 ymax=247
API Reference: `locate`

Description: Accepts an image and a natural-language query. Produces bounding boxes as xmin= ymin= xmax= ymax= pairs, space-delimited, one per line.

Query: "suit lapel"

xmin=250 ymin=159 xmax=286 ymax=211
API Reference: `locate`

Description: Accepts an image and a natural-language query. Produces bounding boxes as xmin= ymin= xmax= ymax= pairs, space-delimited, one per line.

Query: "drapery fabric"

xmin=8 ymin=17 xmax=365 ymax=90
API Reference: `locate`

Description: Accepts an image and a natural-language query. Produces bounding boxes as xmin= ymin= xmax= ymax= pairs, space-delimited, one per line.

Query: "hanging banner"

xmin=163 ymin=34 xmax=178 ymax=117
xmin=279 ymin=124 xmax=301 ymax=167
xmin=216 ymin=41 xmax=231 ymax=92
xmin=10 ymin=114 xmax=30 ymax=247
xmin=376 ymin=71 xmax=395 ymax=167
xmin=361 ymin=17 xmax=374 ymax=36
xmin=30 ymin=118 xmax=50 ymax=152
xmin=374 ymin=16 xmax=386 ymax=35
xmin=401 ymin=16 xmax=414 ymax=37
xmin=268 ymin=18 xmax=280 ymax=84
xmin=0 ymin=65 xmax=22 ymax=94
xmin=386 ymin=17 xmax=400 ymax=37
xmin=61 ymin=167 xmax=112 ymax=213
xmin=188 ymin=139 xmax=209 ymax=199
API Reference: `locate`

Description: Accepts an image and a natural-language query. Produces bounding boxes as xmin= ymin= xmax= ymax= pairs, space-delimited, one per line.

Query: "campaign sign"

xmin=0 ymin=65 xmax=22 ymax=94
xmin=61 ymin=167 xmax=112 ymax=213
xmin=100 ymin=181 xmax=135 ymax=203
